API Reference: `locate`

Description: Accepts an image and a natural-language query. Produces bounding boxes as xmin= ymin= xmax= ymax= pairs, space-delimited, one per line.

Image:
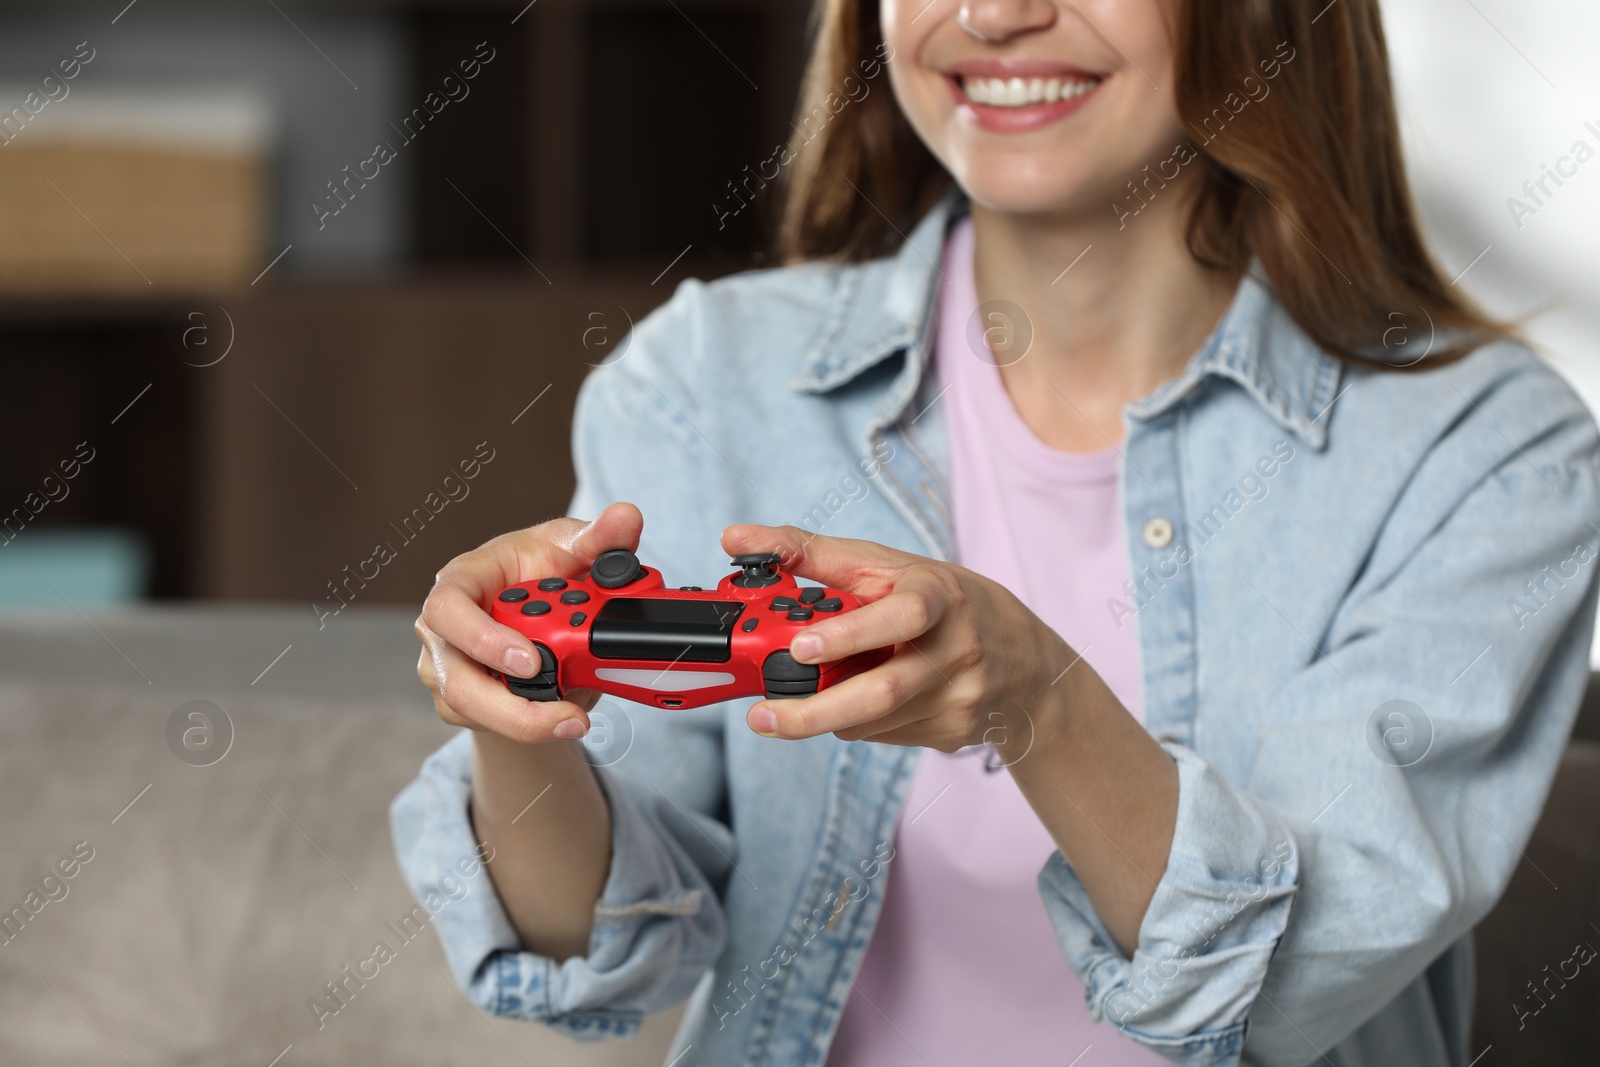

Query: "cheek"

xmin=885 ymin=48 xmax=945 ymax=145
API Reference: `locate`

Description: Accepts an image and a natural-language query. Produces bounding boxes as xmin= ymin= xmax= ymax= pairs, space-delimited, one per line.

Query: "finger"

xmin=423 ymin=633 xmax=594 ymax=742
xmin=422 ymin=502 xmax=644 ymax=676
xmin=540 ymin=500 xmax=645 ymax=572
xmin=417 ymin=644 xmax=472 ymax=729
xmin=788 ymin=570 xmax=953 ymax=665
xmin=746 ymin=653 xmax=937 ymax=739
xmin=419 ymin=583 xmax=546 ymax=680
xmin=832 ymin=701 xmax=926 ymax=743
xmin=437 ymin=501 xmax=643 ymax=607
xmin=720 ymin=523 xmax=922 ymax=599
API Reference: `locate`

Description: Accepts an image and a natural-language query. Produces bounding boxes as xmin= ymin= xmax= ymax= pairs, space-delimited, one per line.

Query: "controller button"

xmin=679 ymin=585 xmax=703 ymax=591
xmin=520 ymin=600 xmax=552 ymax=616
xmin=560 ymin=590 xmax=591 ymax=605
xmin=798 ymin=587 xmax=825 ymax=605
xmin=741 ymin=617 xmax=759 ymax=633
xmin=537 ymin=578 xmax=568 ymax=592
xmin=570 ymin=611 xmax=587 ymax=626
xmin=769 ymin=596 xmax=797 ymax=611
xmin=814 ymin=597 xmax=843 ymax=612
xmin=591 ymin=549 xmax=646 ymax=589
xmin=498 ymin=588 xmax=530 ymax=603
xmin=787 ymin=607 xmax=815 ymax=622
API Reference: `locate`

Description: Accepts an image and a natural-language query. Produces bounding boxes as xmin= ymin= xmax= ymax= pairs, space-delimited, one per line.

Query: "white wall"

xmin=1384 ymin=0 xmax=1600 ymax=660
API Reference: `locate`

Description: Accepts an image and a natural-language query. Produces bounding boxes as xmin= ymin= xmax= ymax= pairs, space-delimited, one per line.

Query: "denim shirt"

xmin=390 ymin=194 xmax=1600 ymax=1067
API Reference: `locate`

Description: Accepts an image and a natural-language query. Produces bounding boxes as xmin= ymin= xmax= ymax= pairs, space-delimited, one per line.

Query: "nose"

xmin=957 ymin=0 xmax=1058 ymax=43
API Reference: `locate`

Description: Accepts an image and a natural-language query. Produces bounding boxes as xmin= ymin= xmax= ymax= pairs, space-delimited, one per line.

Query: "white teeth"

xmin=962 ymin=75 xmax=1097 ymax=108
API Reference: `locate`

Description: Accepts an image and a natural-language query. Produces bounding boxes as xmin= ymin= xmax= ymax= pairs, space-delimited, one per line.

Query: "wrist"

xmin=990 ymin=641 xmax=1079 ymax=768
xmin=471 ymin=731 xmax=594 ymax=822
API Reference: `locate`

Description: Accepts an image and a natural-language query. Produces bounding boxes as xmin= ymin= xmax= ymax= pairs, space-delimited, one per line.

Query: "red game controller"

xmin=491 ymin=550 xmax=891 ymax=709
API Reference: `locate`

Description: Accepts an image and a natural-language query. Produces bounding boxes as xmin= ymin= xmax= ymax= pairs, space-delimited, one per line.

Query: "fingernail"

xmin=748 ymin=705 xmax=779 ymax=737
xmin=553 ymin=718 xmax=588 ymax=740
xmin=792 ymin=634 xmax=822 ymax=662
xmin=504 ymin=647 xmax=534 ymax=677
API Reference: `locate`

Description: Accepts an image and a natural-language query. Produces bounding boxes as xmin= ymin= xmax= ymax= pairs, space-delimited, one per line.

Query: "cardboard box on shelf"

xmin=0 ymin=86 xmax=273 ymax=295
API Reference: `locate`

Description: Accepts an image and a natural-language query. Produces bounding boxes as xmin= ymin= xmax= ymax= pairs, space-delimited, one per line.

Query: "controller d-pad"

xmin=769 ymin=596 xmax=797 ymax=611
xmin=813 ymin=597 xmax=842 ymax=612
xmin=799 ymin=588 xmax=825 ymax=605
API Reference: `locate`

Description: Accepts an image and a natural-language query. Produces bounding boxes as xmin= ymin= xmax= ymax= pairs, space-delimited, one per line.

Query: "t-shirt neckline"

xmin=938 ymin=214 xmax=1120 ymax=487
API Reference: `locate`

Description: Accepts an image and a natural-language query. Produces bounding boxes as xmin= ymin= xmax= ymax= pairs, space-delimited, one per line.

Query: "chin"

xmin=948 ymin=152 xmax=1124 ymax=221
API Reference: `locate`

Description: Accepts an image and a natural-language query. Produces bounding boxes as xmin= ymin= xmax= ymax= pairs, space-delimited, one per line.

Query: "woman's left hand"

xmin=722 ymin=524 xmax=1079 ymax=754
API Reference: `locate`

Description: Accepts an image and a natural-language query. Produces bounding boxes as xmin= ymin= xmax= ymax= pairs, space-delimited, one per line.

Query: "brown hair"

xmin=779 ymin=0 xmax=1505 ymax=364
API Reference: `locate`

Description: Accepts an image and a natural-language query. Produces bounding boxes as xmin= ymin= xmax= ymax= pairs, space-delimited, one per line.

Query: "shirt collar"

xmin=788 ymin=191 xmax=1343 ymax=451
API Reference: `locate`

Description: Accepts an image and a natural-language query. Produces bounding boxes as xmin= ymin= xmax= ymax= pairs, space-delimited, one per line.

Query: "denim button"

xmin=1142 ymin=516 xmax=1174 ymax=548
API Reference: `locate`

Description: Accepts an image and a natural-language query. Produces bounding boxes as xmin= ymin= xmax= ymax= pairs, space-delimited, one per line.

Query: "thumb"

xmin=552 ymin=501 xmax=645 ymax=569
xmin=720 ymin=523 xmax=914 ymax=599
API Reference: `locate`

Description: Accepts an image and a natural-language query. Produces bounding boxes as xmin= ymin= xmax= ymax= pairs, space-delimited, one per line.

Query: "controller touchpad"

xmin=590 ymin=598 xmax=744 ymax=662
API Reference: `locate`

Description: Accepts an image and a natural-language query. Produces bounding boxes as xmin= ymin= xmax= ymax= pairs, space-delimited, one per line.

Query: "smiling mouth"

xmin=956 ymin=74 xmax=1103 ymax=108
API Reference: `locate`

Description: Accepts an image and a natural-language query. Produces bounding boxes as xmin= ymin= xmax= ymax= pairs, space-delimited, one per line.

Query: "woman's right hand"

xmin=414 ymin=501 xmax=644 ymax=743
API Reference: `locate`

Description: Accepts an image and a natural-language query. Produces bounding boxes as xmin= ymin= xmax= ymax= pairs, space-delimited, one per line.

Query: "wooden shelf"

xmin=0 ymin=0 xmax=810 ymax=600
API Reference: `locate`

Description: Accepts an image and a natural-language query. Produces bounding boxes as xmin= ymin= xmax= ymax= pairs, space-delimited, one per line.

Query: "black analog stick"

xmin=591 ymin=549 xmax=645 ymax=589
xmin=731 ymin=552 xmax=783 ymax=589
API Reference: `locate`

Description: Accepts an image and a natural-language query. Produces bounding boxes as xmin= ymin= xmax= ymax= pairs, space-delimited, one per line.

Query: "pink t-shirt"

xmin=825 ymin=216 xmax=1164 ymax=1065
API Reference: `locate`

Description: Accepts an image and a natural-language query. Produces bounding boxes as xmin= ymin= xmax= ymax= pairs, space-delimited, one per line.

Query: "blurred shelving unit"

xmin=0 ymin=0 xmax=810 ymax=602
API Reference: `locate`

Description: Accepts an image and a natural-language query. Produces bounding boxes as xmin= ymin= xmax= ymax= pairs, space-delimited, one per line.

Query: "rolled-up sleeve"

xmin=1039 ymin=357 xmax=1600 ymax=1066
xmin=1041 ymin=744 xmax=1299 ymax=1064
xmin=389 ymin=732 xmax=730 ymax=1038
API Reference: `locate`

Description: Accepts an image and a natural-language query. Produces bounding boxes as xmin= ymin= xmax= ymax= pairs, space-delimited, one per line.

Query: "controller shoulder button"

xmin=560 ymin=590 xmax=591 ymax=605
xmin=520 ymin=600 xmax=552 ymax=616
xmin=506 ymin=642 xmax=560 ymax=701
xmin=499 ymin=587 xmax=530 ymax=603
xmin=762 ymin=650 xmax=819 ymax=699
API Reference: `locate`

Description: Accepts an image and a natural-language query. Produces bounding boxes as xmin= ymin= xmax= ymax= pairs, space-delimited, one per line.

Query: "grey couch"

xmin=1 ymin=607 xmax=1594 ymax=1064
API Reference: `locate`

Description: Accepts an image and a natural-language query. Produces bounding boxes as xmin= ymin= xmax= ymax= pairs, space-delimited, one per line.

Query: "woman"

xmin=392 ymin=0 xmax=1599 ymax=1063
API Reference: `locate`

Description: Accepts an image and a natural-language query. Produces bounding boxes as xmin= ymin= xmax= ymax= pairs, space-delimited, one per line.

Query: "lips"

xmin=944 ymin=66 xmax=1107 ymax=132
